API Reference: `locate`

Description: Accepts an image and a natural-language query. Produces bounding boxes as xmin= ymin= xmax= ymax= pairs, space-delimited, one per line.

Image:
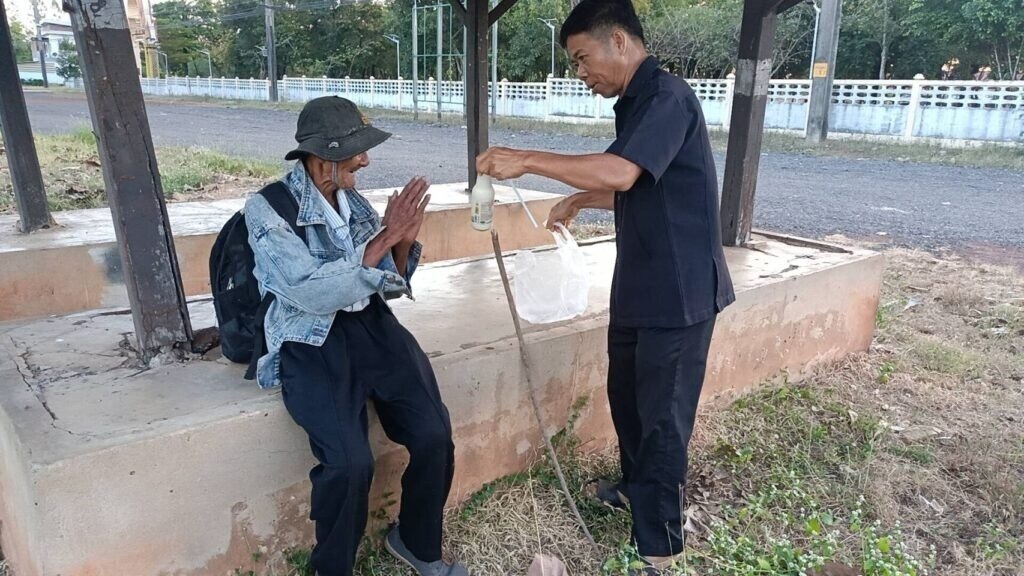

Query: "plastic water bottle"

xmin=470 ymin=174 xmax=495 ymax=231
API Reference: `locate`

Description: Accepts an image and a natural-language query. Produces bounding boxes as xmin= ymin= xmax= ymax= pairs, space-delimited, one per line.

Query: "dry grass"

xmin=313 ymin=248 xmax=1021 ymax=576
xmin=0 ymin=128 xmax=277 ymax=214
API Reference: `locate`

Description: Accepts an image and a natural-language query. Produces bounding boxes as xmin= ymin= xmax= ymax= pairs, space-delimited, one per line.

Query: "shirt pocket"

xmin=307 ymin=227 xmax=352 ymax=260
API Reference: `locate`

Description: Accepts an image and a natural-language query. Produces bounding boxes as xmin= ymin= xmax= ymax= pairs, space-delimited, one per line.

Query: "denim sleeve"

xmin=374 ymin=241 xmax=423 ymax=300
xmin=245 ymin=195 xmax=409 ymax=315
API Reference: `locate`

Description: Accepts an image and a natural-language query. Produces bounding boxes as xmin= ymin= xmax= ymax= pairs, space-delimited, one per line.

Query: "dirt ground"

xmin=306 ymin=246 xmax=1020 ymax=576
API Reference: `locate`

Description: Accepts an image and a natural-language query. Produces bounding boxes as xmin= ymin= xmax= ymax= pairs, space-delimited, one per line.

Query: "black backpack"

xmin=210 ymin=182 xmax=305 ymax=380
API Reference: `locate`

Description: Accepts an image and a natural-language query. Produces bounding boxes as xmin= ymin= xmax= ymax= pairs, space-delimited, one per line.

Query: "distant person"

xmin=476 ymin=0 xmax=735 ymax=573
xmin=245 ymin=96 xmax=468 ymax=576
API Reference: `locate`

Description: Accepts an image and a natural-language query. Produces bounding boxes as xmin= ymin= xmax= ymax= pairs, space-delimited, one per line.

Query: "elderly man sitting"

xmin=245 ymin=96 xmax=469 ymax=576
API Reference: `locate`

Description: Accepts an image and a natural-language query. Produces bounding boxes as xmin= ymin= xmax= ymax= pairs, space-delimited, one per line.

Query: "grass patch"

xmin=909 ymin=339 xmax=984 ymax=379
xmin=0 ymin=127 xmax=277 ymax=214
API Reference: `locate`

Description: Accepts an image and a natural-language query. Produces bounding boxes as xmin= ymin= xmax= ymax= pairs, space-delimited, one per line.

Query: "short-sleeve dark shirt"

xmin=605 ymin=56 xmax=735 ymax=328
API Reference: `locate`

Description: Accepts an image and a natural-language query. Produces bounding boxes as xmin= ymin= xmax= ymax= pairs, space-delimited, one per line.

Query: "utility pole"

xmin=436 ymin=1 xmax=442 ymax=120
xmin=30 ymin=0 xmax=48 ymax=87
xmin=65 ymin=0 xmax=193 ymax=357
xmin=539 ymin=18 xmax=555 ymax=78
xmin=265 ymin=0 xmax=278 ymax=101
xmin=805 ymin=0 xmax=842 ymax=142
xmin=0 ymin=0 xmax=53 ymax=232
xmin=490 ymin=9 xmax=497 ymax=120
xmin=807 ymin=0 xmax=820 ymax=79
xmin=199 ymin=48 xmax=212 ymax=78
xmin=412 ymin=0 xmax=419 ymax=119
xmin=384 ymin=34 xmax=400 ymax=78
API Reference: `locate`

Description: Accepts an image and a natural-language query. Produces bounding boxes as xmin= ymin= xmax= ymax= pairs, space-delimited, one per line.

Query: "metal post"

xmin=412 ymin=0 xmax=419 ymax=119
xmin=720 ymin=0 xmax=779 ymax=247
xmin=157 ymin=49 xmax=167 ymax=76
xmin=384 ymin=34 xmax=401 ymax=78
xmin=199 ymin=48 xmax=212 ymax=78
xmin=539 ymin=19 xmax=555 ymax=78
xmin=465 ymin=0 xmax=489 ymax=188
xmin=436 ymin=1 xmax=443 ymax=120
xmin=807 ymin=0 xmax=820 ymax=79
xmin=0 ymin=0 xmax=52 ymax=232
xmin=265 ymin=0 xmax=278 ymax=101
xmin=490 ymin=4 xmax=497 ymax=119
xmin=31 ymin=0 xmax=49 ymax=87
xmin=65 ymin=0 xmax=193 ymax=357
xmin=805 ymin=0 xmax=841 ymax=142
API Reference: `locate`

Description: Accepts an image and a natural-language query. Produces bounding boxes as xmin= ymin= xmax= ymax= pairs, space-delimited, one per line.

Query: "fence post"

xmin=501 ymin=78 xmax=509 ymax=117
xmin=594 ymin=92 xmax=601 ymax=119
xmin=723 ymin=73 xmax=736 ymax=130
xmin=903 ymin=75 xmax=925 ymax=141
xmin=370 ymin=76 xmax=376 ymax=108
xmin=544 ymin=74 xmax=553 ymax=120
xmin=186 ymin=75 xmax=192 ymax=96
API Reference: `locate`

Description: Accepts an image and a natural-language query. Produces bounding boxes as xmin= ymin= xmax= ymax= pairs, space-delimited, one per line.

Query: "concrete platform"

xmin=0 ymin=234 xmax=884 ymax=576
xmin=0 ymin=183 xmax=560 ymax=322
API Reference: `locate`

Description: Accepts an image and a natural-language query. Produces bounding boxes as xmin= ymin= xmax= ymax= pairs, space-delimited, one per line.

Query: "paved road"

xmin=23 ymin=92 xmax=1024 ymax=259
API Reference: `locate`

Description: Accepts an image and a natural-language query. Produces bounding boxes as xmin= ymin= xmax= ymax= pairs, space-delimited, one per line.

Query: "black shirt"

xmin=606 ymin=56 xmax=735 ymax=327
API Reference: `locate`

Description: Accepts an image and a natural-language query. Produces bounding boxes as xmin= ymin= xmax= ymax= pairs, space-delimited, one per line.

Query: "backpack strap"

xmin=244 ymin=182 xmax=305 ymax=382
xmin=258 ymin=181 xmax=306 ymax=242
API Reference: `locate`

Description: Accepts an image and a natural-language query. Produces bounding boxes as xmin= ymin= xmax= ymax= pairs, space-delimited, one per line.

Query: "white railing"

xmin=69 ymin=76 xmax=1024 ymax=143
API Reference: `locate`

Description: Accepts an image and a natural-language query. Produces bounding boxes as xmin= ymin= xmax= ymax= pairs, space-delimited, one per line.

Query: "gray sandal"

xmin=384 ymin=523 xmax=469 ymax=576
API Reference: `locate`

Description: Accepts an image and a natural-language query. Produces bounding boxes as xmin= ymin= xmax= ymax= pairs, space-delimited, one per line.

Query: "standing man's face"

xmin=566 ymin=29 xmax=629 ymax=98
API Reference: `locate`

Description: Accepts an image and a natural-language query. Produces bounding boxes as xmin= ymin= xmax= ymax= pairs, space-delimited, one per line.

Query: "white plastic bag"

xmin=514 ymin=224 xmax=589 ymax=324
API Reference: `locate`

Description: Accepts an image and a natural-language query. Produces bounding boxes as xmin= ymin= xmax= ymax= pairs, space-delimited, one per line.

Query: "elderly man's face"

xmin=307 ymin=152 xmax=369 ymax=194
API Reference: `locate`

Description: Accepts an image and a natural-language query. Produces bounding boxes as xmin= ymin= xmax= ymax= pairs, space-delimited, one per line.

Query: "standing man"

xmin=475 ymin=0 xmax=734 ymax=571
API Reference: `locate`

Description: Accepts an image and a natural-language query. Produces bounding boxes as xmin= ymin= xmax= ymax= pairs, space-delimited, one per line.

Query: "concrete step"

xmin=0 ymin=233 xmax=884 ymax=576
xmin=0 ymin=183 xmax=560 ymax=322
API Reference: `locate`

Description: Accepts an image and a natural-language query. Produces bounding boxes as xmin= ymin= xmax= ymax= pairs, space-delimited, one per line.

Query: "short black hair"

xmin=558 ymin=0 xmax=645 ymax=48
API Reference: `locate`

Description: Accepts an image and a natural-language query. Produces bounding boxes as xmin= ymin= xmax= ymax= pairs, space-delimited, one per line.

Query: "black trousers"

xmin=607 ymin=318 xmax=717 ymax=557
xmin=279 ymin=298 xmax=455 ymax=576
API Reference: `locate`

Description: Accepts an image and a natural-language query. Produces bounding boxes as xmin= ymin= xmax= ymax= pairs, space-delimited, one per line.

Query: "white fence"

xmin=71 ymin=75 xmax=1024 ymax=143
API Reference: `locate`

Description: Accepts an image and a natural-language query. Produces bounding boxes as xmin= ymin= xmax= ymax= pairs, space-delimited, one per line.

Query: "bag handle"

xmin=551 ymin=223 xmax=578 ymax=249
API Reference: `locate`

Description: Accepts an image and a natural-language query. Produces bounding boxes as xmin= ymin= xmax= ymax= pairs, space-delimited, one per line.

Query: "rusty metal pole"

xmin=0 ymin=0 xmax=53 ymax=233
xmin=65 ymin=0 xmax=193 ymax=358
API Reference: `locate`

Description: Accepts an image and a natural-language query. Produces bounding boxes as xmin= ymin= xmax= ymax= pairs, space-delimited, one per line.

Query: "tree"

xmin=55 ymin=39 xmax=81 ymax=79
xmin=644 ymin=0 xmax=814 ymax=79
xmin=961 ymin=0 xmax=1024 ymax=79
xmin=153 ymin=0 xmax=223 ymax=76
xmin=10 ymin=21 xmax=33 ymax=63
xmin=842 ymin=0 xmax=912 ymax=78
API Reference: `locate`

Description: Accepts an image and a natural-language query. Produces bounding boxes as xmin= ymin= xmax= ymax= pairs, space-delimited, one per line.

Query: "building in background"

xmin=7 ymin=0 xmax=158 ymax=77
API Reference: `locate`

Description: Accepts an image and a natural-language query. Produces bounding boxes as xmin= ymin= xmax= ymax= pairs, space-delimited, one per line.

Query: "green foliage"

xmin=55 ymin=41 xmax=82 ymax=80
xmin=10 ymin=21 xmax=33 ymax=63
xmin=150 ymin=0 xmax=1024 ymax=84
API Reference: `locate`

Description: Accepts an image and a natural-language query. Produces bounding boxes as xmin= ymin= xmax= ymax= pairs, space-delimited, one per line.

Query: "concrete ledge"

xmin=0 ymin=235 xmax=884 ymax=576
xmin=0 ymin=183 xmax=560 ymax=322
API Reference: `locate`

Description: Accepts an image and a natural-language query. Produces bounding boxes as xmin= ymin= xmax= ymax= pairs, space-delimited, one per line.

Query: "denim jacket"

xmin=245 ymin=163 xmax=422 ymax=388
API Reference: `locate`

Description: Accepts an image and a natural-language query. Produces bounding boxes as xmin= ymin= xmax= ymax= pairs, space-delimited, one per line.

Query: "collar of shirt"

xmin=615 ymin=55 xmax=660 ymax=112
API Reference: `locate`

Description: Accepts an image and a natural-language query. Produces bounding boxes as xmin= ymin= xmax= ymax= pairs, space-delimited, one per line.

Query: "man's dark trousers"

xmin=279 ymin=297 xmax=455 ymax=576
xmin=607 ymin=317 xmax=717 ymax=558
